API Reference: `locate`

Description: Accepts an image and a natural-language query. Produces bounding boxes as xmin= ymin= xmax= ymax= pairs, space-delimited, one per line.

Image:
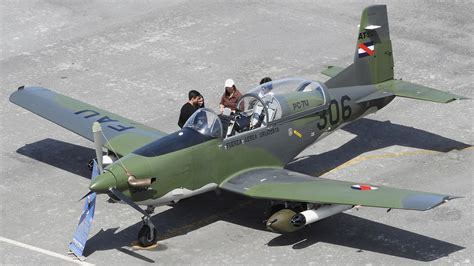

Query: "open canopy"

xmin=239 ymin=78 xmax=327 ymax=123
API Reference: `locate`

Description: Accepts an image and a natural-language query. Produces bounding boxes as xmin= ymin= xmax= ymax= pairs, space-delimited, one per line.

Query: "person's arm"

xmin=228 ymin=90 xmax=243 ymax=111
xmin=219 ymin=94 xmax=226 ymax=113
xmin=177 ymin=105 xmax=186 ymax=128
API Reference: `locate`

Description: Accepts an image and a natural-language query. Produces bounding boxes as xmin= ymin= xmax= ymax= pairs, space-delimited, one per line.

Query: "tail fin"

xmin=325 ymin=5 xmax=394 ymax=88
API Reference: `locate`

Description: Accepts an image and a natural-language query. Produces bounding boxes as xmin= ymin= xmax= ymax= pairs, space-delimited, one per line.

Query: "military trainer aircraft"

xmin=10 ymin=5 xmax=466 ymax=248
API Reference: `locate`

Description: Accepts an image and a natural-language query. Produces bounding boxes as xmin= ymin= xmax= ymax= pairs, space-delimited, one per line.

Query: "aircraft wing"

xmin=10 ymin=87 xmax=167 ymax=156
xmin=220 ymin=168 xmax=456 ymax=211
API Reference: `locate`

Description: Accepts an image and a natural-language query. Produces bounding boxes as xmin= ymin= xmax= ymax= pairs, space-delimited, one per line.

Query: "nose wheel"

xmin=87 ymin=159 xmax=95 ymax=171
xmin=137 ymin=206 xmax=157 ymax=247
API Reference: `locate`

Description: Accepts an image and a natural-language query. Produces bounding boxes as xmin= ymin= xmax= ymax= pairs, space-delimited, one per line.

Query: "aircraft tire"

xmin=87 ymin=159 xmax=95 ymax=172
xmin=138 ymin=224 xmax=158 ymax=247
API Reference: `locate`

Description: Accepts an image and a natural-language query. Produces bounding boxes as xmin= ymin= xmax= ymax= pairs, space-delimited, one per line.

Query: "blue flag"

xmin=69 ymin=161 xmax=98 ymax=259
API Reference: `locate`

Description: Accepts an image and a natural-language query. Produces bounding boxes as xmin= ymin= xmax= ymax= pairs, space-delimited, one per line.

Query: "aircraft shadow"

xmin=16 ymin=138 xmax=95 ymax=179
xmin=84 ymin=191 xmax=463 ymax=262
xmin=83 ymin=192 xmax=264 ymax=259
xmin=267 ymin=212 xmax=464 ymax=261
xmin=287 ymin=118 xmax=471 ymax=176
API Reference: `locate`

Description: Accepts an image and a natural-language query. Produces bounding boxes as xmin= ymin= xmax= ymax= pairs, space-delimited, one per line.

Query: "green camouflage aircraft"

xmin=10 ymin=5 xmax=467 ymax=248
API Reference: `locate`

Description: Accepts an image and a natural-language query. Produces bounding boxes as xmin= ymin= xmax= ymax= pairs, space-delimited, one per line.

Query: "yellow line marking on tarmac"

xmin=323 ymin=146 xmax=473 ymax=176
xmin=0 ymin=236 xmax=94 ymax=265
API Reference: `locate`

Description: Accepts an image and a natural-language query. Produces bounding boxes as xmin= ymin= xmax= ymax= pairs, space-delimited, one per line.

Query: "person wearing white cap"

xmin=219 ymin=79 xmax=242 ymax=114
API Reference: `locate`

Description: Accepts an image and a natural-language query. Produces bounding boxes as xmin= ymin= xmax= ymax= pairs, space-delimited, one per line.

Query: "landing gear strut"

xmin=137 ymin=206 xmax=157 ymax=247
xmin=108 ymin=188 xmax=159 ymax=247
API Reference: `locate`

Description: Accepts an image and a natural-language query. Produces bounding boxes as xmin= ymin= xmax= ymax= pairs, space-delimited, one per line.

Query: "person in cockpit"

xmin=258 ymin=77 xmax=273 ymax=98
xmin=260 ymin=77 xmax=272 ymax=85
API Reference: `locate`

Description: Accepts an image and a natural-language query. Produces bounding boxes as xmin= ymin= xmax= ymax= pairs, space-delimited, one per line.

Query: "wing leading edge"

xmin=220 ymin=168 xmax=456 ymax=211
xmin=10 ymin=87 xmax=167 ymax=156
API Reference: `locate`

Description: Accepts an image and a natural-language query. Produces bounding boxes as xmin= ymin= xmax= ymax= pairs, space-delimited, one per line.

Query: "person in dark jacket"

xmin=178 ymin=90 xmax=201 ymax=128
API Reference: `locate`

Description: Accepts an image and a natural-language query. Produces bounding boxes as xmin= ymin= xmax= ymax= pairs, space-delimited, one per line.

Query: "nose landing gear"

xmin=138 ymin=206 xmax=157 ymax=247
xmin=107 ymin=188 xmax=159 ymax=247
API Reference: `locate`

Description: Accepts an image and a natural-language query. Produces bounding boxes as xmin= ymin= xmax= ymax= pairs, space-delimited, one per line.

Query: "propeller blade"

xmin=92 ymin=122 xmax=104 ymax=174
xmin=78 ymin=190 xmax=94 ymax=202
xmin=69 ymin=160 xmax=99 ymax=259
xmin=109 ymin=187 xmax=147 ymax=216
xmin=79 ymin=159 xmax=101 ymax=201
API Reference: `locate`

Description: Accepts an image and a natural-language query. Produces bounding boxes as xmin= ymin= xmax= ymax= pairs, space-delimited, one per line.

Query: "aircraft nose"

xmin=89 ymin=171 xmax=116 ymax=193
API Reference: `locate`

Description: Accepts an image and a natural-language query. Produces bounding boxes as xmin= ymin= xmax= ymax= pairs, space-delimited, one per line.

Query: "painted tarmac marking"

xmin=0 ymin=236 xmax=94 ymax=266
xmin=323 ymin=146 xmax=473 ymax=176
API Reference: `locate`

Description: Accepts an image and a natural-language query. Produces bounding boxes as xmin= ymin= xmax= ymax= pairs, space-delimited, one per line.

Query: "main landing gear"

xmin=138 ymin=206 xmax=157 ymax=247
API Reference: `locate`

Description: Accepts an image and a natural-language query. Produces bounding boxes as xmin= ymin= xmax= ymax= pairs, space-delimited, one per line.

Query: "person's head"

xmin=260 ymin=77 xmax=272 ymax=85
xmin=260 ymin=77 xmax=273 ymax=94
xmin=224 ymin=79 xmax=236 ymax=97
xmin=197 ymin=95 xmax=204 ymax=107
xmin=188 ymin=90 xmax=201 ymax=105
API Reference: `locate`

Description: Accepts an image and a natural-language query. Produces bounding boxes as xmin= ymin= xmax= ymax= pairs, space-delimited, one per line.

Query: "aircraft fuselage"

xmin=101 ymin=81 xmax=394 ymax=206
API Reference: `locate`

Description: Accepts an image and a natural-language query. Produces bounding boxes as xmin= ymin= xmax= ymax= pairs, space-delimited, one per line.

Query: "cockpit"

xmin=133 ymin=109 xmax=223 ymax=157
xmin=223 ymin=78 xmax=326 ymax=138
xmin=180 ymin=78 xmax=326 ymax=140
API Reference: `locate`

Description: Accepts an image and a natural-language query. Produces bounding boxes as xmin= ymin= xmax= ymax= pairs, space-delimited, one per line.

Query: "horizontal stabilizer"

xmin=321 ymin=66 xmax=345 ymax=78
xmin=356 ymin=90 xmax=394 ymax=103
xmin=380 ymin=80 xmax=468 ymax=103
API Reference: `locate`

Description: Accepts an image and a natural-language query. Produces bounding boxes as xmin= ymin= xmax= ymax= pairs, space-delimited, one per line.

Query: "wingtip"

xmin=424 ymin=195 xmax=462 ymax=210
xmin=446 ymin=195 xmax=463 ymax=201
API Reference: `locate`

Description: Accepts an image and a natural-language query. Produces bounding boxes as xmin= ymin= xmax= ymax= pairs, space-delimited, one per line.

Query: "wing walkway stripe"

xmin=0 ymin=236 xmax=94 ymax=266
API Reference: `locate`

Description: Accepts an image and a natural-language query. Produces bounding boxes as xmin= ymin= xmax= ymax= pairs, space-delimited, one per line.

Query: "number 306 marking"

xmin=317 ymin=95 xmax=351 ymax=130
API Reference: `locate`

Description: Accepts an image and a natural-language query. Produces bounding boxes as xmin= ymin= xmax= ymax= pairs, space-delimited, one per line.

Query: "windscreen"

xmin=184 ymin=108 xmax=223 ymax=138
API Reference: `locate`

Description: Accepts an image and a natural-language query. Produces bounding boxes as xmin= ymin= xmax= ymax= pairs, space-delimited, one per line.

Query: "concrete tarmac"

xmin=1 ymin=1 xmax=473 ymax=264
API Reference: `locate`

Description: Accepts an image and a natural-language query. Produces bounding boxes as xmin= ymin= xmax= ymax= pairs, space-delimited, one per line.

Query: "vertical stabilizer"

xmin=325 ymin=5 xmax=394 ymax=88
